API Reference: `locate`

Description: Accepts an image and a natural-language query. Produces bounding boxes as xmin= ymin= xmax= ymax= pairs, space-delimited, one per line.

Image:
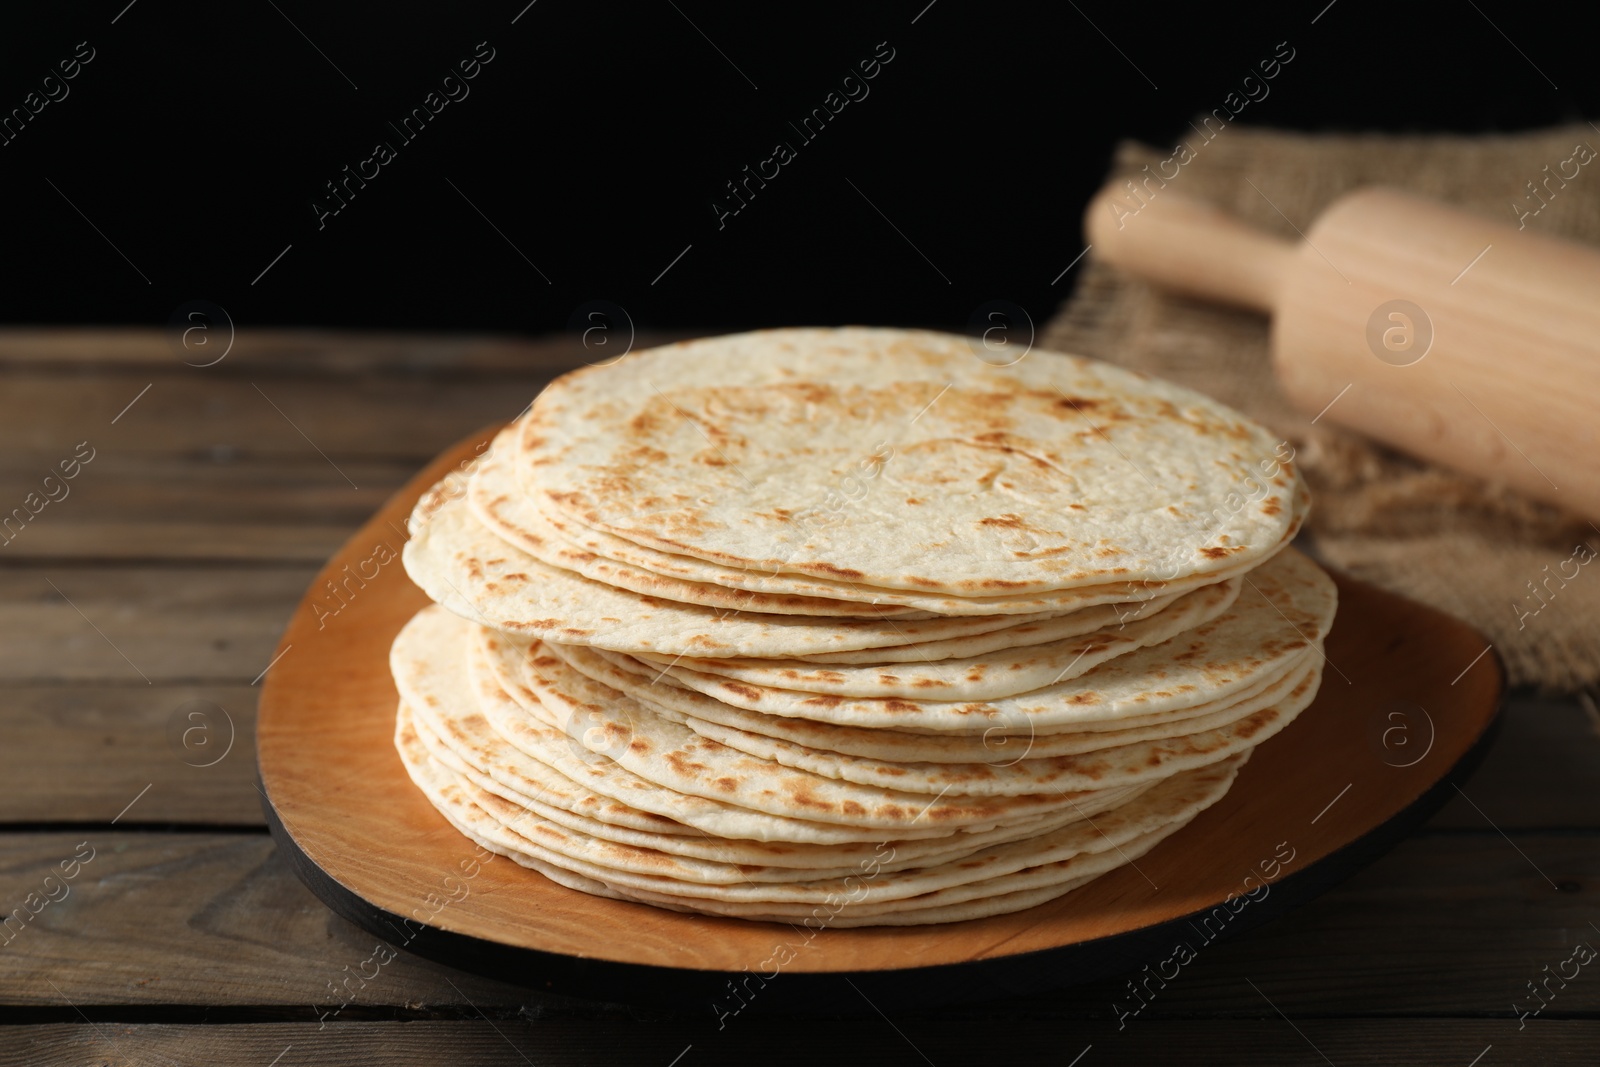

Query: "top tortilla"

xmin=518 ymin=327 xmax=1303 ymax=596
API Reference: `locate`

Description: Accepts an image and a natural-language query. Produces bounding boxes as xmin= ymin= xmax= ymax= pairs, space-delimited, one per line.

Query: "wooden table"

xmin=1 ymin=329 xmax=1596 ymax=1065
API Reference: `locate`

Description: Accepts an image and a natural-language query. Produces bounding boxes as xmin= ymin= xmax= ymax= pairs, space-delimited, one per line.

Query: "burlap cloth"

xmin=1044 ymin=124 xmax=1600 ymax=693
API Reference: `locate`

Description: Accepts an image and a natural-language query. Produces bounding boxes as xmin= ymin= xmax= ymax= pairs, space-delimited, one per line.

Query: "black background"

xmin=0 ymin=0 xmax=1592 ymax=337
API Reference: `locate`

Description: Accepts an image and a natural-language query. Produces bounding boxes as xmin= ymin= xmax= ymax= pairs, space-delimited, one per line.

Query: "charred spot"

xmin=722 ymin=682 xmax=762 ymax=701
xmin=1262 ymin=499 xmax=1282 ymax=516
xmin=979 ymin=514 xmax=1026 ymax=529
xmin=1200 ymin=546 xmax=1231 ymax=560
xmin=809 ymin=561 xmax=866 ymax=580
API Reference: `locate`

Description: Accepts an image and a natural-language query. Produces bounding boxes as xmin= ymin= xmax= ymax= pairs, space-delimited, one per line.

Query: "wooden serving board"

xmin=258 ymin=427 xmax=1505 ymax=1012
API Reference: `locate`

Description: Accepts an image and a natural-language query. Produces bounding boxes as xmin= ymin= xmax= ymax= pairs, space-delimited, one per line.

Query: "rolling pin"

xmin=1084 ymin=183 xmax=1600 ymax=522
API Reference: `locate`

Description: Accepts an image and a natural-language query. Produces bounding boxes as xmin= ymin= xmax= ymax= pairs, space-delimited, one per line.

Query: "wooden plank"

xmin=0 ymin=832 xmax=1593 ymax=1016
xmin=1429 ymin=691 xmax=1600 ymax=830
xmin=0 ymin=691 xmax=1581 ymax=830
xmin=0 ymin=686 xmax=262 ymax=825
xmin=1042 ymin=830 xmax=1600 ymax=1019
xmin=0 ymin=454 xmax=413 ymax=563
xmin=0 ymin=328 xmax=689 ymax=373
xmin=0 ymin=834 xmax=525 ymax=1011
xmin=1 ymin=1020 xmax=1594 ymax=1066
xmin=0 ymin=566 xmax=316 ymax=684
xmin=0 ymin=373 xmax=535 ymax=459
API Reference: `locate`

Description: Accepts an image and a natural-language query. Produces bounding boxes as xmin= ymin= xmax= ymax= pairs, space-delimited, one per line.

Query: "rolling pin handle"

xmin=1084 ymin=183 xmax=1295 ymax=314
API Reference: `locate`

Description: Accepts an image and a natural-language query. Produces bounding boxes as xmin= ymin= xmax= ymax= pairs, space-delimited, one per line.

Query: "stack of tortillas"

xmin=393 ymin=327 xmax=1336 ymax=927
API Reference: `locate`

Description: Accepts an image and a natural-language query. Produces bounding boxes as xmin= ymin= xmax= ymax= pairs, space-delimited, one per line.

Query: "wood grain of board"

xmin=0 ymin=834 xmax=525 ymax=1011
xmin=0 ymin=566 xmax=315 ymax=684
xmin=2 ymin=1020 xmax=1594 ymax=1067
xmin=0 ymin=686 xmax=261 ymax=824
xmin=0 ymin=454 xmax=409 ymax=563
xmin=0 ymin=328 xmax=687 ymax=373
xmin=0 ymin=832 xmax=1593 ymax=1016
xmin=0 ymin=374 xmax=544 ymax=459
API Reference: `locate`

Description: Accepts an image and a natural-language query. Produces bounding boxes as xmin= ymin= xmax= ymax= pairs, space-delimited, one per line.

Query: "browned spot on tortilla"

xmin=977 ymin=577 xmax=1034 ymax=589
xmin=786 ymin=786 xmax=830 ymax=812
xmin=663 ymin=750 xmax=709 ymax=776
xmin=720 ymin=681 xmax=762 ymax=702
xmin=979 ymin=514 xmax=1026 ymax=529
xmin=713 ymin=776 xmax=739 ymax=792
xmin=1200 ymin=546 xmax=1231 ymax=560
